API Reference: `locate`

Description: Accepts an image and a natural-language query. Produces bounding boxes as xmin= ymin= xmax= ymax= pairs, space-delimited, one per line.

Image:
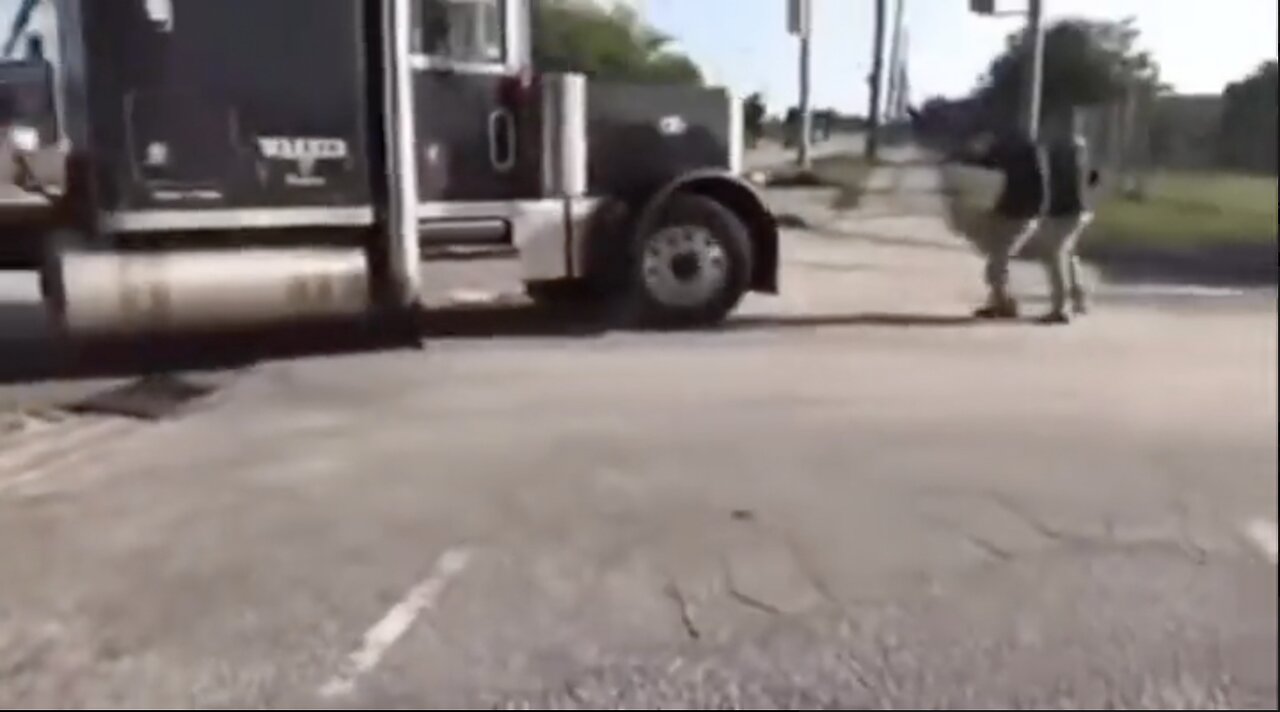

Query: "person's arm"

xmin=1037 ymin=144 xmax=1052 ymax=217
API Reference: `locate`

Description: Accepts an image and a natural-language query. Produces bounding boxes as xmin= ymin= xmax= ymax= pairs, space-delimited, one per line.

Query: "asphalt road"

xmin=0 ymin=137 xmax=866 ymax=412
xmin=0 ymin=162 xmax=1276 ymax=709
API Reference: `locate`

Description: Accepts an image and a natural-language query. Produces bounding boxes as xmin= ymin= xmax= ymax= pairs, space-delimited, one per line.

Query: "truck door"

xmin=410 ymin=0 xmax=539 ymax=207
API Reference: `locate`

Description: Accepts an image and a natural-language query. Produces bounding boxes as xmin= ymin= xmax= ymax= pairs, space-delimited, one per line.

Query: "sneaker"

xmin=1036 ymin=311 xmax=1071 ymax=325
xmin=974 ymin=301 xmax=1020 ymax=320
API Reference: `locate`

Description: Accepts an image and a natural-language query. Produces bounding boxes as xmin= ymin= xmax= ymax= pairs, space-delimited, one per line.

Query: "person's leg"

xmin=1037 ymin=216 xmax=1084 ymax=324
xmin=978 ymin=216 xmax=1032 ymax=318
xmin=1067 ymin=253 xmax=1087 ymax=314
xmin=1067 ymin=213 xmax=1094 ymax=314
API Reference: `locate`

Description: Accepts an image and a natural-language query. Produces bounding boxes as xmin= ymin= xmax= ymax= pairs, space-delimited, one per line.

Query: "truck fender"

xmin=632 ymin=170 xmax=780 ymax=294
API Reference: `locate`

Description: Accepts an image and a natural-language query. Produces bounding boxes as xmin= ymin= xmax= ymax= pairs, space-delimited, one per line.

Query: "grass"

xmin=1090 ymin=172 xmax=1278 ymax=248
xmin=939 ymin=164 xmax=1279 ymax=282
xmin=941 ymin=166 xmax=1278 ymax=249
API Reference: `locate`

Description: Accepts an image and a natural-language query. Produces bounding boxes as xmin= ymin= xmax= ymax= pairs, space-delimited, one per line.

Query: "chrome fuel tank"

xmin=44 ymin=247 xmax=373 ymax=335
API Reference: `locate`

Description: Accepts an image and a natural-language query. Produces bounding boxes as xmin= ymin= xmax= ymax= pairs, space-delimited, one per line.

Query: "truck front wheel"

xmin=629 ymin=193 xmax=753 ymax=328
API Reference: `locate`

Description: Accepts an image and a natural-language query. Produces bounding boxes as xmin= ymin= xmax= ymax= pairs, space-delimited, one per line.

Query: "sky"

xmin=643 ymin=0 xmax=1280 ymax=113
xmin=4 ymin=0 xmax=1276 ymax=115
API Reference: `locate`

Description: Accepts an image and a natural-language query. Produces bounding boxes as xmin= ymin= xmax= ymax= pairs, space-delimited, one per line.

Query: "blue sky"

xmin=5 ymin=0 xmax=1276 ymax=115
xmin=645 ymin=0 xmax=1280 ymax=113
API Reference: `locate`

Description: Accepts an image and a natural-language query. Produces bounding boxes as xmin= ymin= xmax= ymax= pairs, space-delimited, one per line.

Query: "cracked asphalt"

xmin=0 ymin=161 xmax=1276 ymax=708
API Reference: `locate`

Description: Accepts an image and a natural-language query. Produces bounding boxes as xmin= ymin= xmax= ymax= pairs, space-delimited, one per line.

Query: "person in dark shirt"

xmin=960 ymin=129 xmax=1047 ymax=319
xmin=1033 ymin=133 xmax=1100 ymax=323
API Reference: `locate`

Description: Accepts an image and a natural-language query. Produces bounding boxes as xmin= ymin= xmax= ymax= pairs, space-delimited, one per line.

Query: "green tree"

xmin=1217 ymin=61 xmax=1278 ymax=174
xmin=533 ymin=0 xmax=703 ymax=85
xmin=977 ymin=17 xmax=1162 ymax=129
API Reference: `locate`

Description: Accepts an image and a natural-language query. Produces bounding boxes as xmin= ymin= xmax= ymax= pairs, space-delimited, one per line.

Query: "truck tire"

xmin=629 ymin=193 xmax=753 ymax=327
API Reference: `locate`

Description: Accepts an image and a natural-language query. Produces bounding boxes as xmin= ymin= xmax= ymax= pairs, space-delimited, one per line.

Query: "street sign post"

xmin=787 ymin=0 xmax=812 ymax=38
xmin=969 ymin=0 xmax=996 ymax=15
xmin=969 ymin=0 xmax=1045 ymax=141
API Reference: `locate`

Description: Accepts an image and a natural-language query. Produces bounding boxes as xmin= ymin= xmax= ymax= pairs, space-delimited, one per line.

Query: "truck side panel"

xmin=72 ymin=0 xmax=375 ymax=219
xmin=585 ymin=83 xmax=736 ymax=199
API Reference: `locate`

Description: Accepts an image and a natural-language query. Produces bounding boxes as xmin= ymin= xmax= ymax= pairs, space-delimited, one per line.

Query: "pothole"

xmin=1 ymin=374 xmax=230 ymax=496
xmin=66 ymin=374 xmax=221 ymax=421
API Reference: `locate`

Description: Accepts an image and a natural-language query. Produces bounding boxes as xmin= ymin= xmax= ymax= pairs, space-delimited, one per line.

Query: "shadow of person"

xmin=726 ymin=312 xmax=979 ymax=331
xmin=420 ymin=306 xmax=983 ymax=337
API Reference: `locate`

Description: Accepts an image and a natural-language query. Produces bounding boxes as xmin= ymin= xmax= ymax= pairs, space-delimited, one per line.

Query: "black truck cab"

xmin=15 ymin=0 xmax=778 ymax=334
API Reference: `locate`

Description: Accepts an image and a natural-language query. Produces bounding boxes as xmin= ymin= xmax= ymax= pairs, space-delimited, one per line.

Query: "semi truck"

xmin=1 ymin=0 xmax=779 ymax=335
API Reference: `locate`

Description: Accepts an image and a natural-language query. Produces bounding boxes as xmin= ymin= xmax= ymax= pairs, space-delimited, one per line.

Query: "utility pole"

xmin=970 ymin=0 xmax=1047 ymax=140
xmin=798 ymin=32 xmax=814 ymax=169
xmin=1023 ymin=0 xmax=1046 ymax=140
xmin=865 ymin=0 xmax=888 ymax=161
xmin=885 ymin=0 xmax=907 ymax=122
xmin=789 ymin=0 xmax=814 ymax=169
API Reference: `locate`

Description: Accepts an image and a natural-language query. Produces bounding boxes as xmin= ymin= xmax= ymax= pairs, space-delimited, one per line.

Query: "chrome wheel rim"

xmin=641 ymin=225 xmax=729 ymax=309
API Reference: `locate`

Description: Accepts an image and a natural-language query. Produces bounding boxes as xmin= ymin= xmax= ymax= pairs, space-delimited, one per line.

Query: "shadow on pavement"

xmin=0 ymin=305 xmax=618 ymax=387
xmin=0 ymin=319 xmax=420 ymax=386
xmin=420 ymin=305 xmax=981 ymax=338
xmin=728 ymin=313 xmax=978 ymax=330
xmin=1084 ymin=243 xmax=1280 ymax=287
xmin=809 ymin=223 xmax=975 ymax=254
xmin=1 ymin=305 xmax=985 ymax=388
xmin=416 ymin=304 xmax=611 ymax=339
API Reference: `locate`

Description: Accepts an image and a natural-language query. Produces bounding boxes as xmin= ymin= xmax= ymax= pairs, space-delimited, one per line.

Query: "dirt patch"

xmin=768 ymin=156 xmax=872 ymax=211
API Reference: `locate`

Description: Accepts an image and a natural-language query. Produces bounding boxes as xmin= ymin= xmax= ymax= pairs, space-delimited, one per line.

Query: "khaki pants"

xmin=979 ymin=213 xmax=1039 ymax=305
xmin=1036 ymin=213 xmax=1093 ymax=315
xmin=981 ymin=212 xmax=1092 ymax=314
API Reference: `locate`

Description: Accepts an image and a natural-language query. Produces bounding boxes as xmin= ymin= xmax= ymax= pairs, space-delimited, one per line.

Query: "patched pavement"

xmin=1 ymin=162 xmax=1275 ymax=709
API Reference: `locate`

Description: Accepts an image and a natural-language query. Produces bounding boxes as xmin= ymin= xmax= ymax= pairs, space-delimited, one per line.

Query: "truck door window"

xmin=415 ymin=0 xmax=505 ymax=65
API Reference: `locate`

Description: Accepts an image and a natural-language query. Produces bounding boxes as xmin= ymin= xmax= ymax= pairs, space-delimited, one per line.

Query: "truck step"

xmin=420 ymin=244 xmax=518 ymax=262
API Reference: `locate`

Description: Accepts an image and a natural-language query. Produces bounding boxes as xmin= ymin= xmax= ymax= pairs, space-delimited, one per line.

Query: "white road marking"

xmin=1107 ymin=284 xmax=1251 ymax=299
xmin=1243 ymin=519 xmax=1278 ymax=565
xmin=318 ymin=547 xmax=472 ymax=699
